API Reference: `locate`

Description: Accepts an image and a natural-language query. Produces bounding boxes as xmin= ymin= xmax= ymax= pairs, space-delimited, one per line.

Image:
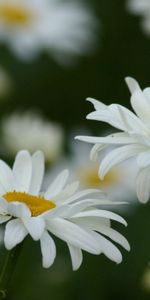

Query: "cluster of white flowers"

xmin=0 ymin=0 xmax=98 ymax=65
xmin=127 ymin=0 xmax=150 ymax=35
xmin=76 ymin=77 xmax=150 ymax=204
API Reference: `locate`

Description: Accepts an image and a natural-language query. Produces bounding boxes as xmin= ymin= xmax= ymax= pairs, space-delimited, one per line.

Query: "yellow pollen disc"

xmin=0 ymin=4 xmax=32 ymax=25
xmin=79 ymin=166 xmax=120 ymax=188
xmin=3 ymin=191 xmax=56 ymax=217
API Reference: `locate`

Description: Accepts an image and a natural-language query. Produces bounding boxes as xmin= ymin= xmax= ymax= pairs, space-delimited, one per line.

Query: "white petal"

xmin=4 ymin=219 xmax=27 ymax=250
xmin=136 ymin=167 xmax=150 ymax=203
xmin=7 ymin=202 xmax=31 ymax=218
xmin=40 ymin=231 xmax=56 ymax=268
xmin=45 ymin=170 xmax=69 ymax=199
xmin=90 ymin=144 xmax=107 ymax=161
xmin=72 ymin=210 xmax=127 ymax=226
xmin=0 ymin=215 xmax=11 ymax=224
xmin=13 ymin=150 xmax=32 ymax=192
xmin=125 ymin=77 xmax=150 ymax=127
xmin=76 ymin=133 xmax=136 ymax=145
xmin=137 ymin=151 xmax=150 ymax=168
xmin=79 ymin=226 xmax=122 ymax=264
xmin=86 ymin=97 xmax=107 ymax=110
xmin=54 ymin=181 xmax=79 ymax=204
xmin=68 ymin=244 xmax=83 ymax=271
xmin=86 ymin=103 xmax=147 ymax=134
xmin=62 ymin=189 xmax=101 ymax=205
xmin=29 ymin=151 xmax=44 ymax=195
xmin=0 ymin=198 xmax=8 ymax=213
xmin=42 ymin=205 xmax=69 ymax=219
xmin=86 ymin=110 xmax=123 ymax=130
xmin=46 ymin=218 xmax=101 ymax=254
xmin=22 ymin=217 xmax=45 ymax=241
xmin=0 ymin=160 xmax=15 ymax=192
xmin=99 ymin=226 xmax=130 ymax=251
xmin=96 ymin=233 xmax=122 ymax=264
xmin=77 ymin=218 xmax=130 ymax=251
xmin=62 ymin=199 xmax=126 ymax=218
xmin=99 ymin=144 xmax=146 ymax=179
xmin=131 ymin=91 xmax=150 ymax=127
xmin=125 ymin=77 xmax=141 ymax=94
xmin=110 ymin=104 xmax=148 ymax=134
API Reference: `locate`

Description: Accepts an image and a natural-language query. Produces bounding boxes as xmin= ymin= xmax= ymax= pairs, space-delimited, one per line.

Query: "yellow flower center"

xmin=0 ymin=4 xmax=32 ymax=25
xmin=3 ymin=191 xmax=56 ymax=217
xmin=79 ymin=166 xmax=120 ymax=188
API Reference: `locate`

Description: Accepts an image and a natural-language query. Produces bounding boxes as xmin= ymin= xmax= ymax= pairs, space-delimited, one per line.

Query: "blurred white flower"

xmin=0 ymin=150 xmax=130 ymax=270
xmin=1 ymin=112 xmax=64 ymax=162
xmin=45 ymin=141 xmax=137 ymax=207
xmin=0 ymin=0 xmax=98 ymax=65
xmin=0 ymin=67 xmax=12 ymax=98
xmin=76 ymin=77 xmax=150 ymax=204
xmin=127 ymin=0 xmax=150 ymax=35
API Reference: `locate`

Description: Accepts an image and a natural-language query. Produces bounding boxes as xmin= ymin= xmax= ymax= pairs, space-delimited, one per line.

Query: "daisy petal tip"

xmin=98 ymin=170 xmax=104 ymax=181
xmin=86 ymin=97 xmax=93 ymax=102
xmin=116 ymin=257 xmax=122 ymax=264
xmin=125 ymin=76 xmax=134 ymax=83
xmin=73 ymin=265 xmax=80 ymax=271
xmin=86 ymin=112 xmax=94 ymax=120
xmin=42 ymin=262 xmax=52 ymax=269
xmin=127 ymin=244 xmax=131 ymax=252
xmin=138 ymin=197 xmax=148 ymax=204
xmin=74 ymin=136 xmax=80 ymax=140
xmin=125 ymin=76 xmax=140 ymax=94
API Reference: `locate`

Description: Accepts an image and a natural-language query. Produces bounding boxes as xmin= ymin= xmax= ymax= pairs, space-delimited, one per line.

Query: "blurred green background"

xmin=1 ymin=0 xmax=150 ymax=299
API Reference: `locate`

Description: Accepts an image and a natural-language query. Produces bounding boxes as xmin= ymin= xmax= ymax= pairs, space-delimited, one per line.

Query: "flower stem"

xmin=0 ymin=244 xmax=24 ymax=299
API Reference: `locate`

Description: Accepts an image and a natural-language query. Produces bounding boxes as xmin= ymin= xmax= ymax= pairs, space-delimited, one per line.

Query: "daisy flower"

xmin=0 ymin=150 xmax=129 ymax=270
xmin=127 ymin=0 xmax=150 ymax=35
xmin=0 ymin=0 xmax=98 ymax=65
xmin=1 ymin=112 xmax=64 ymax=163
xmin=76 ymin=77 xmax=150 ymax=203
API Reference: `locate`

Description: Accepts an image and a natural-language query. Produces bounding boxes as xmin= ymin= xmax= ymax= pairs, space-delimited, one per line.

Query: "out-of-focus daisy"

xmin=76 ymin=77 xmax=150 ymax=203
xmin=127 ymin=0 xmax=150 ymax=35
xmin=1 ymin=112 xmax=64 ymax=163
xmin=0 ymin=67 xmax=12 ymax=98
xmin=0 ymin=150 xmax=130 ymax=270
xmin=72 ymin=142 xmax=137 ymax=204
xmin=0 ymin=0 xmax=98 ymax=65
xmin=44 ymin=141 xmax=137 ymax=208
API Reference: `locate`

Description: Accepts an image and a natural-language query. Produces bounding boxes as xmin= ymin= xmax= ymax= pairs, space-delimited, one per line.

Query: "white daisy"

xmin=76 ymin=77 xmax=150 ymax=203
xmin=1 ymin=112 xmax=64 ymax=163
xmin=0 ymin=150 xmax=130 ymax=270
xmin=127 ymin=0 xmax=150 ymax=35
xmin=0 ymin=0 xmax=98 ymax=65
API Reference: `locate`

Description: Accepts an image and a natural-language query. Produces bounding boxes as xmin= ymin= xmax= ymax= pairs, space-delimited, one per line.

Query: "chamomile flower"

xmin=1 ymin=112 xmax=64 ymax=163
xmin=127 ymin=0 xmax=150 ymax=35
xmin=76 ymin=77 xmax=150 ymax=203
xmin=0 ymin=0 xmax=98 ymax=65
xmin=0 ymin=150 xmax=130 ymax=270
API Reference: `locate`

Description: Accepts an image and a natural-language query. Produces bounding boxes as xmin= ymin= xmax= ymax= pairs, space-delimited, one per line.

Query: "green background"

xmin=0 ymin=0 xmax=150 ymax=299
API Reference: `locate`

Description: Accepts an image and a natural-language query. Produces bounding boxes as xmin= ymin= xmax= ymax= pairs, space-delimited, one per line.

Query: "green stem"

xmin=0 ymin=244 xmax=24 ymax=299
